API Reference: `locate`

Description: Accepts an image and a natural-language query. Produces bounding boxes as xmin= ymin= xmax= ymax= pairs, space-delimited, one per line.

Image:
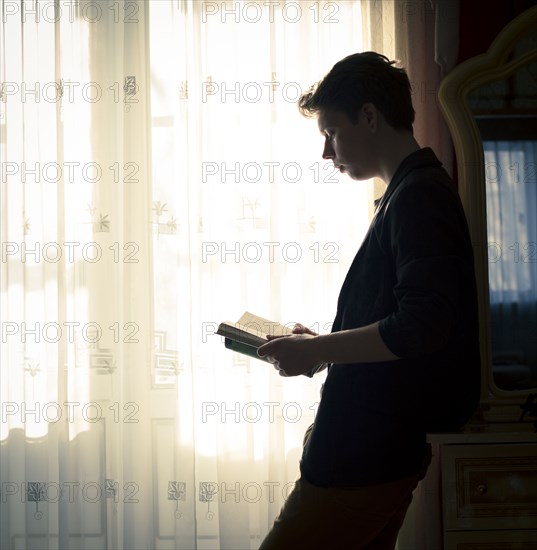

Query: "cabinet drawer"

xmin=442 ymin=443 xmax=537 ymax=531
xmin=444 ymin=529 xmax=537 ymax=549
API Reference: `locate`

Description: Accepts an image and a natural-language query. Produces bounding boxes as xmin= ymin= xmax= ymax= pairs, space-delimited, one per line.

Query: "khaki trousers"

xmin=259 ymin=427 xmax=431 ymax=550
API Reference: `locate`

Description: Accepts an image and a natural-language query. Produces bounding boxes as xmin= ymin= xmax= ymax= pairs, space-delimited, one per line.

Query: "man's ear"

xmin=361 ymin=103 xmax=378 ymax=132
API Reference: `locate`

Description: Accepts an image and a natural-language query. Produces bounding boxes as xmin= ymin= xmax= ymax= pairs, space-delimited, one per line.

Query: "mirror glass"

xmin=468 ymin=35 xmax=537 ymax=391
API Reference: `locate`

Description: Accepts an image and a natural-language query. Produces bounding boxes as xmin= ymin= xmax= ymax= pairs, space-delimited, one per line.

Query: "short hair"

xmin=298 ymin=52 xmax=415 ymax=132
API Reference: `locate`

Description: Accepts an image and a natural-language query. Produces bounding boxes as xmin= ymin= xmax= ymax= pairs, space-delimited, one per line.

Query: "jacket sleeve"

xmin=377 ymin=178 xmax=472 ymax=359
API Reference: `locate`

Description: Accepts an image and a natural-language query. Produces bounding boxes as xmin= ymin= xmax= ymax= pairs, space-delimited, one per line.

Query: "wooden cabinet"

xmin=427 ymin=432 xmax=537 ymax=549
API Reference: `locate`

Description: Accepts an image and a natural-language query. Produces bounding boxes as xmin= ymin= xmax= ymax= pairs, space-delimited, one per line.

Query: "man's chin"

xmin=346 ymin=169 xmax=373 ymax=182
xmin=345 ymin=171 xmax=363 ymax=181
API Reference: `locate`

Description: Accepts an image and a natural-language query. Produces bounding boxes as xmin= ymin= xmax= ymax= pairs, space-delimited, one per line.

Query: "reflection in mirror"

xmin=483 ymin=137 xmax=536 ymax=390
xmin=469 ymin=53 xmax=537 ymax=391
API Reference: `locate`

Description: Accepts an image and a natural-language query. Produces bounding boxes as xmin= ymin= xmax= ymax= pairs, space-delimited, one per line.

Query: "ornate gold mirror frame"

xmin=438 ymin=6 xmax=537 ymax=425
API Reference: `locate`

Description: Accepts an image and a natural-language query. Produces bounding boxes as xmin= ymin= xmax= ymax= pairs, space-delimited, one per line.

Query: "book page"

xmin=237 ymin=311 xmax=293 ymax=339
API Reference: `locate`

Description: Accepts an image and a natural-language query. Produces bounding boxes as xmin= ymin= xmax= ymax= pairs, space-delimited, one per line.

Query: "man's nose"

xmin=322 ymin=140 xmax=334 ymax=159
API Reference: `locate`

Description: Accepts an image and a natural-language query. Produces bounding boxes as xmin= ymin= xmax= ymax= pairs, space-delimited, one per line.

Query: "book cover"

xmin=216 ymin=312 xmax=292 ymax=362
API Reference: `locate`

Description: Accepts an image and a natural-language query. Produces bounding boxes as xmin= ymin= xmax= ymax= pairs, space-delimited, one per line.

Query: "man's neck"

xmin=376 ymin=131 xmax=421 ymax=184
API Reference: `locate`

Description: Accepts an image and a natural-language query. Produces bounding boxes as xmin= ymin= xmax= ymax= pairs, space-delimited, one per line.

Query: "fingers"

xmin=257 ymin=339 xmax=274 ymax=358
xmin=262 ymin=351 xmax=284 ymax=374
xmin=291 ymin=323 xmax=318 ymax=336
xmin=264 ymin=353 xmax=290 ymax=377
xmin=259 ymin=339 xmax=292 ymax=375
xmin=257 ymin=342 xmax=285 ymax=374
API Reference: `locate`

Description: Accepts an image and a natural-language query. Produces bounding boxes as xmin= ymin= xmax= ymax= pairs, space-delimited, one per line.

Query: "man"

xmin=257 ymin=52 xmax=481 ymax=549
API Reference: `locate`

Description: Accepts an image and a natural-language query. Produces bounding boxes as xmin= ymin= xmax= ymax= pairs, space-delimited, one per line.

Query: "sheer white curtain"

xmin=1 ymin=1 xmax=154 ymax=548
xmin=1 ymin=1 xmax=400 ymax=548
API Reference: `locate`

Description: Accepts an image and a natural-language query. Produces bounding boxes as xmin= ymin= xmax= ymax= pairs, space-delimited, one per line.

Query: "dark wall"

xmin=458 ymin=0 xmax=535 ymax=62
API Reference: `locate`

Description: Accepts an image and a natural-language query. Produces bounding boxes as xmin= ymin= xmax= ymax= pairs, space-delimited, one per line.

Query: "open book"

xmin=216 ymin=311 xmax=293 ymax=362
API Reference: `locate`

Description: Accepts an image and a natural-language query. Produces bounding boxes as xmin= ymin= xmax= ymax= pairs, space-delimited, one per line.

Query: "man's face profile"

xmin=317 ymin=107 xmax=378 ymax=182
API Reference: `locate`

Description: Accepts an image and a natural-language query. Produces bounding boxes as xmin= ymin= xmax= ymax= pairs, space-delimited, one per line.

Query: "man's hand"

xmin=257 ymin=330 xmax=320 ymax=377
xmin=258 ymin=320 xmax=399 ymax=376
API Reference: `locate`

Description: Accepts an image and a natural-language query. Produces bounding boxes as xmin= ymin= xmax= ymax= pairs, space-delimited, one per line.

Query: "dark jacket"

xmin=300 ymin=148 xmax=481 ymax=487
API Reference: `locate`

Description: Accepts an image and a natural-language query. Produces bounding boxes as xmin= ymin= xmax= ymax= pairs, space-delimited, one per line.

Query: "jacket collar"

xmin=374 ymin=148 xmax=441 ymax=211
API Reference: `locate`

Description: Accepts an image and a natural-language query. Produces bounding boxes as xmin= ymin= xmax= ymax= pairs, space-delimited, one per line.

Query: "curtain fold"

xmin=392 ymin=0 xmax=456 ymax=176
